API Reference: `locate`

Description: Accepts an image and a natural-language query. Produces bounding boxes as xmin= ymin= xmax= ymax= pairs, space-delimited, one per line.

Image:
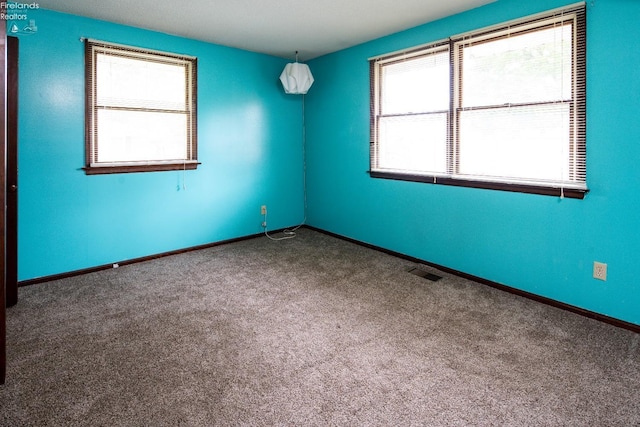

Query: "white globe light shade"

xmin=279 ymin=62 xmax=314 ymax=95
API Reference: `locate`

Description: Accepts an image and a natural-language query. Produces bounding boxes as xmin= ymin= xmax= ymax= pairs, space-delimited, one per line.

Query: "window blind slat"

xmin=85 ymin=40 xmax=198 ymax=173
xmin=369 ymin=4 xmax=587 ymax=197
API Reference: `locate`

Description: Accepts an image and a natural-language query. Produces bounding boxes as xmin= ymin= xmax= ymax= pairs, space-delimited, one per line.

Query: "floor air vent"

xmin=408 ymin=267 xmax=442 ymax=282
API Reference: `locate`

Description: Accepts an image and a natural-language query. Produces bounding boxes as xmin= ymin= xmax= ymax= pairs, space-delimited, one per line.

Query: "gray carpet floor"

xmin=1 ymin=228 xmax=639 ymax=426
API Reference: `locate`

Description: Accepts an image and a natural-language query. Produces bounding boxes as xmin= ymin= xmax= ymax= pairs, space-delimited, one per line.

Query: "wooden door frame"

xmin=6 ymin=36 xmax=16 ymax=308
xmin=1 ymin=17 xmax=8 ymax=385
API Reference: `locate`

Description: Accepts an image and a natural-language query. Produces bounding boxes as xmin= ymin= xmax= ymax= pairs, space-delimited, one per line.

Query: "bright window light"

xmin=370 ymin=5 xmax=586 ymax=198
xmin=85 ymin=40 xmax=198 ymax=174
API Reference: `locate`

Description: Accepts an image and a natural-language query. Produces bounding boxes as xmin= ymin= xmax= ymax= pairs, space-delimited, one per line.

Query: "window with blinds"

xmin=85 ymin=40 xmax=198 ymax=175
xmin=370 ymin=4 xmax=586 ymax=198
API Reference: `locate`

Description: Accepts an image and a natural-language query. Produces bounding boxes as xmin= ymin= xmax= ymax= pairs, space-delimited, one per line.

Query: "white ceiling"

xmin=36 ymin=0 xmax=495 ymax=61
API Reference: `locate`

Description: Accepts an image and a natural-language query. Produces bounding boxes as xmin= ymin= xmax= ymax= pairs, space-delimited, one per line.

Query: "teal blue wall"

xmin=16 ymin=9 xmax=305 ymax=280
xmin=305 ymin=0 xmax=640 ymax=325
xmin=15 ymin=1 xmax=640 ymax=326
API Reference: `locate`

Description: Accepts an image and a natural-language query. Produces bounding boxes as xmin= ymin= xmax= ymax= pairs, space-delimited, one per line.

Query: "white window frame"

xmin=370 ymin=4 xmax=587 ymax=198
xmin=84 ymin=40 xmax=198 ymax=175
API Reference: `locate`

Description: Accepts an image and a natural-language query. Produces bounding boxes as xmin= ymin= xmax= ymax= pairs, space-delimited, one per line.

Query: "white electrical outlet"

xmin=261 ymin=205 xmax=267 ymax=215
xmin=593 ymin=261 xmax=607 ymax=281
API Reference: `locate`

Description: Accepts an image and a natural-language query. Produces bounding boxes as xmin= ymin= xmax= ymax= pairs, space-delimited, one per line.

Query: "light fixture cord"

xmin=263 ymin=92 xmax=307 ymax=241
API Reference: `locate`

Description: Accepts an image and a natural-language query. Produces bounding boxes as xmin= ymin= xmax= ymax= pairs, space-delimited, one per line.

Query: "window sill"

xmin=369 ymin=170 xmax=588 ymax=199
xmin=83 ymin=162 xmax=200 ymax=175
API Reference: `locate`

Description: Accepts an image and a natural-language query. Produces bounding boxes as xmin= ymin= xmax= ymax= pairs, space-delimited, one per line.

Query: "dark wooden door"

xmin=1 ymin=20 xmax=8 ymax=385
xmin=6 ymin=36 xmax=17 ymax=308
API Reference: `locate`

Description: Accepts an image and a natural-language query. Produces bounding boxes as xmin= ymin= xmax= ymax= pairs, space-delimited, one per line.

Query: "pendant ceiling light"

xmin=279 ymin=51 xmax=314 ymax=95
